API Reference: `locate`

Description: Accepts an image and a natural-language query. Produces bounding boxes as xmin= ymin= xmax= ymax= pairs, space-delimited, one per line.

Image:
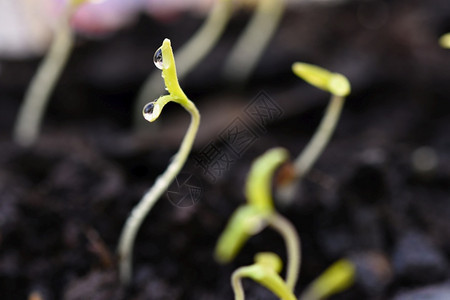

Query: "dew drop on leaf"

xmin=153 ymin=47 xmax=163 ymax=69
xmin=143 ymin=100 xmax=161 ymax=122
xmin=143 ymin=102 xmax=155 ymax=116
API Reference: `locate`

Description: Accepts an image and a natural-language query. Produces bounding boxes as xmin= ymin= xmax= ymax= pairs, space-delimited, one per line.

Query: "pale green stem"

xmin=118 ymin=99 xmax=200 ymax=285
xmin=293 ymin=95 xmax=345 ymax=178
xmin=134 ymin=0 xmax=233 ymax=127
xmin=13 ymin=7 xmax=75 ymax=146
xmin=277 ymin=95 xmax=345 ymax=202
xmin=223 ymin=0 xmax=285 ymax=82
xmin=268 ymin=213 xmax=301 ymax=291
xmin=232 ymin=270 xmax=246 ymax=300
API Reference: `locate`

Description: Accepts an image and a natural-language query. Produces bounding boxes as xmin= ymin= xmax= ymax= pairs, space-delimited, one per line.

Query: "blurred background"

xmin=0 ymin=0 xmax=450 ymax=299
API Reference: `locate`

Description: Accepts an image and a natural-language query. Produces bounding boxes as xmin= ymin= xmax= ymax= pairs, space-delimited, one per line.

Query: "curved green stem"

xmin=118 ymin=39 xmax=200 ymax=285
xmin=223 ymin=0 xmax=285 ymax=82
xmin=294 ymin=94 xmax=344 ymax=179
xmin=118 ymin=100 xmax=199 ymax=284
xmin=232 ymin=270 xmax=246 ymax=300
xmin=232 ymin=253 xmax=296 ymax=300
xmin=134 ymin=0 xmax=233 ymax=127
xmin=13 ymin=6 xmax=76 ymax=146
xmin=268 ymin=213 xmax=301 ymax=291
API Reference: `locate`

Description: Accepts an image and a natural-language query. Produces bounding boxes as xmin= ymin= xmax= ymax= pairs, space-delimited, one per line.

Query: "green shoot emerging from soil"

xmin=134 ymin=0 xmax=233 ymax=127
xmin=232 ymin=252 xmax=296 ymax=300
xmin=118 ymin=38 xmax=200 ymax=285
xmin=13 ymin=0 xmax=91 ymax=146
xmin=299 ymin=259 xmax=356 ymax=300
xmin=277 ymin=62 xmax=351 ymax=203
xmin=440 ymin=33 xmax=450 ymax=48
xmin=215 ymin=148 xmax=301 ymax=291
xmin=223 ymin=0 xmax=285 ymax=82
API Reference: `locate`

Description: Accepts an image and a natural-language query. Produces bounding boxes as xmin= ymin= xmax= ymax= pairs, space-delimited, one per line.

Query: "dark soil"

xmin=1 ymin=0 xmax=450 ymax=299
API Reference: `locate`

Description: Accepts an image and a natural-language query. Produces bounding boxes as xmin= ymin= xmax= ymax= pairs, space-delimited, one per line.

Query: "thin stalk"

xmin=294 ymin=94 xmax=345 ymax=179
xmin=223 ymin=0 xmax=285 ymax=82
xmin=232 ymin=270 xmax=246 ymax=300
xmin=118 ymin=99 xmax=200 ymax=285
xmin=13 ymin=7 xmax=75 ymax=146
xmin=134 ymin=0 xmax=233 ymax=127
xmin=268 ymin=213 xmax=301 ymax=291
xmin=277 ymin=63 xmax=350 ymax=203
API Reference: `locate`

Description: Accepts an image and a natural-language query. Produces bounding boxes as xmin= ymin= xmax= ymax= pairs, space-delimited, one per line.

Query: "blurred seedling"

xmin=439 ymin=33 xmax=450 ymax=49
xmin=13 ymin=0 xmax=95 ymax=146
xmin=232 ymin=252 xmax=296 ymax=300
xmin=299 ymin=258 xmax=356 ymax=300
xmin=276 ymin=62 xmax=351 ymax=203
xmin=215 ymin=147 xmax=301 ymax=291
xmin=117 ymin=38 xmax=200 ymax=285
xmin=134 ymin=0 xmax=233 ymax=127
xmin=232 ymin=254 xmax=356 ymax=300
xmin=223 ymin=0 xmax=286 ymax=83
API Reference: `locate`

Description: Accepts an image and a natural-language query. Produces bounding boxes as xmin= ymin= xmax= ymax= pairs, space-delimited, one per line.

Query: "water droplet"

xmin=143 ymin=102 xmax=155 ymax=114
xmin=143 ymin=101 xmax=160 ymax=122
xmin=153 ymin=47 xmax=163 ymax=70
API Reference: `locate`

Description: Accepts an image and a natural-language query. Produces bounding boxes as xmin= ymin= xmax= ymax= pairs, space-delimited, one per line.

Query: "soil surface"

xmin=1 ymin=0 xmax=450 ymax=299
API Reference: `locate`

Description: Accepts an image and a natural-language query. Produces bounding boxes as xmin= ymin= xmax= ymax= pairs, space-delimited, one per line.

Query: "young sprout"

xmin=232 ymin=252 xmax=297 ymax=300
xmin=134 ymin=0 xmax=233 ymax=127
xmin=215 ymin=147 xmax=301 ymax=291
xmin=439 ymin=33 xmax=450 ymax=49
xmin=223 ymin=0 xmax=285 ymax=83
xmin=117 ymin=38 xmax=200 ymax=285
xmin=299 ymin=259 xmax=356 ymax=300
xmin=277 ymin=62 xmax=351 ymax=203
xmin=13 ymin=0 xmax=92 ymax=146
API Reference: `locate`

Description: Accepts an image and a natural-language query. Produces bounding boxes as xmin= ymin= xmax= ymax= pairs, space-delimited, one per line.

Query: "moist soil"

xmin=1 ymin=0 xmax=450 ymax=299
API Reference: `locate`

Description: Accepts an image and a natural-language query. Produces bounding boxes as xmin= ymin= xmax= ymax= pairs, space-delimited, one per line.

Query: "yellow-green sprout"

xmin=13 ymin=0 xmax=92 ymax=146
xmin=216 ymin=148 xmax=288 ymax=263
xmin=215 ymin=205 xmax=270 ymax=264
xmin=439 ymin=33 xmax=450 ymax=49
xmin=118 ymin=39 xmax=200 ymax=285
xmin=232 ymin=252 xmax=297 ymax=300
xmin=216 ymin=148 xmax=301 ymax=291
xmin=223 ymin=0 xmax=286 ymax=83
xmin=292 ymin=63 xmax=350 ymax=97
xmin=277 ymin=62 xmax=351 ymax=203
xmin=134 ymin=0 xmax=233 ymax=127
xmin=300 ymin=259 xmax=356 ymax=300
xmin=246 ymin=147 xmax=289 ymax=211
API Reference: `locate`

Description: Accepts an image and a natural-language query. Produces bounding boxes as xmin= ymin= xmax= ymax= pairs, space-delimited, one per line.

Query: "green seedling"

xmin=232 ymin=252 xmax=297 ymax=300
xmin=215 ymin=147 xmax=301 ymax=291
xmin=117 ymin=38 xmax=200 ymax=285
xmin=223 ymin=0 xmax=285 ymax=82
xmin=277 ymin=62 xmax=351 ymax=202
xmin=232 ymin=254 xmax=355 ymax=300
xmin=134 ymin=0 xmax=233 ymax=127
xmin=13 ymin=0 xmax=92 ymax=146
xmin=299 ymin=259 xmax=356 ymax=300
xmin=440 ymin=33 xmax=450 ymax=49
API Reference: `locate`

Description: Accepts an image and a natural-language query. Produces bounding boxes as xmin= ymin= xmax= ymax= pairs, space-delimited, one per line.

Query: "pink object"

xmin=68 ymin=0 xmax=214 ymax=34
xmin=0 ymin=0 xmax=215 ymax=57
xmin=70 ymin=0 xmax=143 ymax=35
